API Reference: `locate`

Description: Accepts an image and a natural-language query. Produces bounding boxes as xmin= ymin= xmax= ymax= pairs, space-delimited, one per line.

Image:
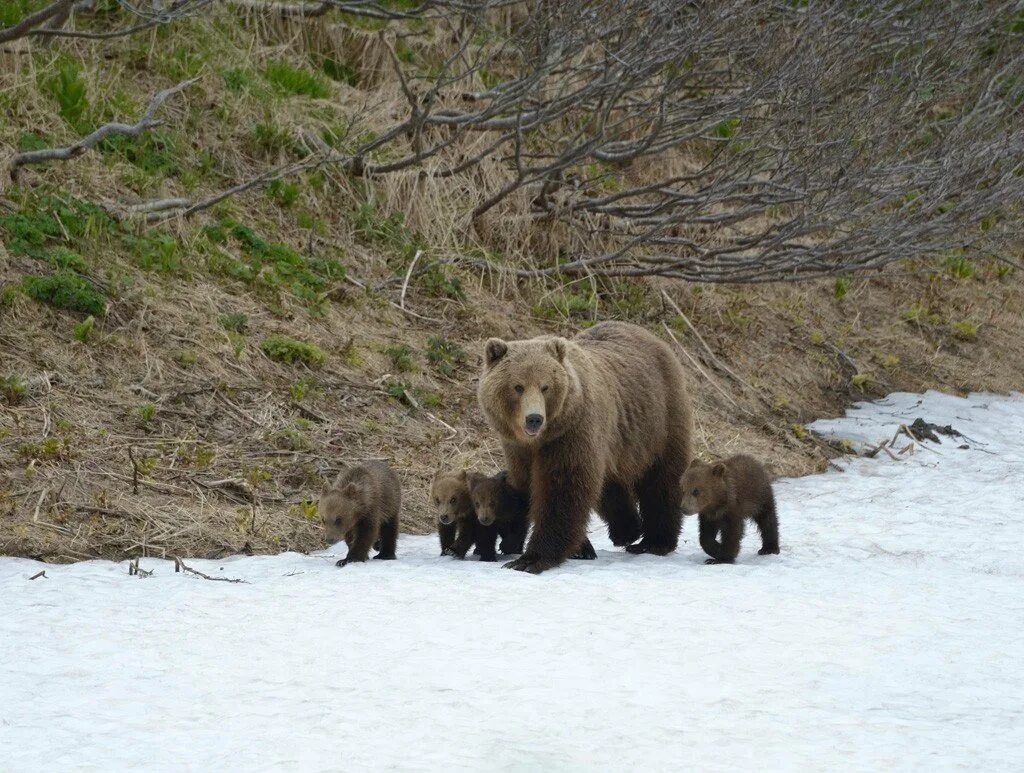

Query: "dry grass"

xmin=1 ymin=8 xmax=1022 ymax=562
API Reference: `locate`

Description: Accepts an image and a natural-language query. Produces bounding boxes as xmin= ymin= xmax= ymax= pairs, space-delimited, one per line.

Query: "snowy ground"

xmin=2 ymin=390 xmax=1023 ymax=771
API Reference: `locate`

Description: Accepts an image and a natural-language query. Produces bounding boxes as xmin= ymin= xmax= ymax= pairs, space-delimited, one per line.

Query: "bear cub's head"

xmin=478 ymin=336 xmax=573 ymax=443
xmin=320 ymin=474 xmax=371 ymax=543
xmin=679 ymin=460 xmax=730 ymax=516
xmin=467 ymin=471 xmax=509 ymax=527
xmin=430 ymin=469 xmax=473 ymax=526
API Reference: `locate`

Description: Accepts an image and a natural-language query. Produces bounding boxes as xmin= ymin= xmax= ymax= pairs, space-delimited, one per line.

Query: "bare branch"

xmin=8 ymin=78 xmax=198 ymax=177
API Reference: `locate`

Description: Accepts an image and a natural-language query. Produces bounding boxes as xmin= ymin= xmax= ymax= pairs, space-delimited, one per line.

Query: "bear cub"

xmin=320 ymin=460 xmax=401 ymax=567
xmin=431 ymin=469 xmax=489 ymax=560
xmin=467 ymin=470 xmax=529 ymax=557
xmin=680 ymin=454 xmax=779 ymax=564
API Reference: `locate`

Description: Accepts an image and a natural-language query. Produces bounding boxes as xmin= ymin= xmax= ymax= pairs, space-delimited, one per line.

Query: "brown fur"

xmin=467 ymin=470 xmax=529 ymax=556
xmin=478 ymin=321 xmax=693 ymax=574
xmin=680 ymin=454 xmax=780 ymax=564
xmin=320 ymin=460 xmax=401 ymax=566
xmin=430 ymin=469 xmax=487 ymax=560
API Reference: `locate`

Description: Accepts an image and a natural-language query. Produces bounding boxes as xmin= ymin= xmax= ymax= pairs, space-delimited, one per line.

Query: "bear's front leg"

xmin=337 ymin=521 xmax=376 ymax=567
xmin=504 ymin=452 xmax=597 ymax=574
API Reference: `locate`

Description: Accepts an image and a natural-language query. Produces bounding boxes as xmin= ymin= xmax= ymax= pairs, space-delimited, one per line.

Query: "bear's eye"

xmin=434 ymin=497 xmax=440 ymax=505
xmin=334 ymin=516 xmax=343 ymax=527
xmin=514 ymin=384 xmax=524 ymax=395
xmin=449 ymin=496 xmax=456 ymax=505
xmin=541 ymin=385 xmax=549 ymax=393
xmin=691 ymin=488 xmax=699 ymax=497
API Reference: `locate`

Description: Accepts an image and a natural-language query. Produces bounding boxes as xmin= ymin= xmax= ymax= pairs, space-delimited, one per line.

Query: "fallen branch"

xmin=0 ymin=0 xmax=74 ymax=44
xmin=29 ymin=570 xmax=47 ymax=580
xmin=399 ymin=249 xmax=423 ymax=311
xmin=8 ymin=77 xmax=198 ymax=176
xmin=127 ymin=446 xmax=140 ymax=495
xmin=173 ymin=556 xmax=247 ymax=583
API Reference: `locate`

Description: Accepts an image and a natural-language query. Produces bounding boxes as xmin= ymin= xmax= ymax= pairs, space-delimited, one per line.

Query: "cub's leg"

xmin=705 ymin=517 xmax=744 ymax=565
xmin=374 ymin=515 xmax=398 ymax=560
xmin=439 ymin=522 xmax=457 ymax=556
xmin=698 ymin=514 xmax=723 ymax=561
xmin=476 ymin=523 xmax=499 ymax=562
xmin=450 ymin=519 xmax=476 ymax=559
xmin=754 ymin=494 xmax=780 ymax=556
xmin=337 ymin=521 xmax=376 ymax=566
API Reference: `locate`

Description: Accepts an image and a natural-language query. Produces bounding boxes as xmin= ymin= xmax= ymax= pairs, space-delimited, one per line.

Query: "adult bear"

xmin=478 ymin=321 xmax=693 ymax=574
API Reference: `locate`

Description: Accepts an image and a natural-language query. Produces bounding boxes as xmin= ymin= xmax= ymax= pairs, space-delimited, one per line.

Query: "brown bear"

xmin=320 ymin=460 xmax=400 ymax=566
xmin=680 ymin=454 xmax=780 ymax=564
xmin=478 ymin=321 xmax=693 ymax=574
xmin=430 ymin=469 xmax=491 ymax=560
xmin=467 ymin=470 xmax=529 ymax=556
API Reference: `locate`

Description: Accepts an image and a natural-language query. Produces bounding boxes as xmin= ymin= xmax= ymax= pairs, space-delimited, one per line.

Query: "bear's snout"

xmin=524 ymin=413 xmax=545 ymax=435
xmin=478 ymin=512 xmax=495 ymax=526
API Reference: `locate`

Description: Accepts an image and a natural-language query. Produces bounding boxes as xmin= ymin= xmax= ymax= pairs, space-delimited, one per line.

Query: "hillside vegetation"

xmin=1 ymin=1 xmax=1023 ymax=561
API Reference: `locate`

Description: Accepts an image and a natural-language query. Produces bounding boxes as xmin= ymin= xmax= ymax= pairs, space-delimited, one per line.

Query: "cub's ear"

xmin=457 ymin=469 xmax=469 ymax=481
xmin=465 ymin=471 xmax=483 ymax=490
xmin=547 ymin=337 xmax=567 ymax=362
xmin=343 ymin=482 xmax=359 ymax=496
xmin=711 ymin=462 xmax=727 ymax=478
xmin=485 ymin=338 xmax=508 ymax=367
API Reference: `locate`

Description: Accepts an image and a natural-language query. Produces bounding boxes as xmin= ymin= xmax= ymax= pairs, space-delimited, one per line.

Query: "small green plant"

xmin=268 ymin=179 xmax=300 ymax=208
xmin=419 ymin=391 xmax=443 ymax=409
xmin=833 ymin=277 xmax=851 ymax=300
xmin=851 ymin=372 xmax=873 ymax=391
xmin=221 ymin=68 xmax=253 ymax=93
xmin=73 ymin=315 xmax=95 ymax=343
xmin=1 ymin=375 xmax=28 ymax=405
xmin=900 ymin=303 xmax=927 ymax=323
xmin=383 ymin=344 xmax=415 ymax=372
xmin=535 ymin=288 xmax=594 ymax=320
xmin=426 ymin=336 xmax=466 ymax=377
xmin=219 ymin=312 xmax=249 ymax=333
xmin=45 ymin=62 xmax=89 ymax=131
xmin=244 ymin=466 xmax=273 ymax=488
xmin=19 ymin=437 xmax=69 ymax=462
xmin=290 ymin=377 xmax=315 ymax=402
xmin=173 ymin=350 xmax=198 ymax=367
xmin=21 ymin=272 xmax=106 ymax=315
xmin=384 ymin=379 xmax=413 ymax=404
xmin=418 ymin=264 xmax=464 ymax=301
xmin=261 ymin=335 xmax=326 ymax=367
xmin=294 ymin=500 xmax=319 ymax=520
xmin=340 ymin=338 xmax=363 ymax=368
xmin=264 ymin=61 xmax=331 ymax=98
xmin=945 ymin=255 xmax=976 ymax=280
xmin=951 ymin=320 xmax=979 ymax=341
xmin=318 ymin=56 xmax=358 ymax=85
xmin=138 ymin=403 xmax=157 ymax=424
xmin=791 ymin=423 xmax=809 ymax=441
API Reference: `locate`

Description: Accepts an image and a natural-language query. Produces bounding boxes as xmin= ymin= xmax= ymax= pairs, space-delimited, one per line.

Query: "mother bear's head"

xmin=477 ymin=335 xmax=580 ymax=444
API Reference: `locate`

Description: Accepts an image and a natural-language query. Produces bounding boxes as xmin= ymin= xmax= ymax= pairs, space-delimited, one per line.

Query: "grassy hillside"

xmin=2 ymin=5 xmax=1022 ymax=561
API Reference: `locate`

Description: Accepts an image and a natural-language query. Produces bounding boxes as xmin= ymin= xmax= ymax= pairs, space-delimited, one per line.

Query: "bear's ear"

xmin=485 ymin=338 xmax=508 ymax=367
xmin=547 ymin=337 xmax=567 ymax=362
xmin=457 ymin=469 xmax=468 ymax=481
xmin=710 ymin=462 xmax=727 ymax=478
xmin=343 ymin=481 xmax=360 ymax=497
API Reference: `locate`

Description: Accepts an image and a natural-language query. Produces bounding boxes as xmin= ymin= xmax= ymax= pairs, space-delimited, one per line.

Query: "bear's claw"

xmin=625 ymin=540 xmax=675 ymax=556
xmin=704 ymin=557 xmax=734 ymax=565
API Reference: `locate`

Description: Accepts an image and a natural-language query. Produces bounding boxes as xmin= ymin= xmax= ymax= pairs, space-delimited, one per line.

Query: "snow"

xmin=2 ymin=390 xmax=1024 ymax=771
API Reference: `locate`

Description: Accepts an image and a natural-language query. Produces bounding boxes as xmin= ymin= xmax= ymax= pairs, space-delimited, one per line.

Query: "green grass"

xmin=203 ymin=218 xmax=345 ymax=303
xmin=44 ymin=61 xmax=89 ymax=132
xmin=264 ymin=61 xmax=331 ymax=99
xmin=21 ymin=272 xmax=106 ymax=315
xmin=1 ymin=375 xmax=28 ymax=405
xmin=261 ymin=335 xmax=326 ymax=367
xmin=951 ymin=320 xmax=979 ymax=341
xmin=73 ymin=315 xmax=96 ymax=343
xmin=219 ymin=312 xmax=249 ymax=333
xmin=426 ymin=336 xmax=466 ymax=377
xmin=383 ymin=344 xmax=415 ymax=372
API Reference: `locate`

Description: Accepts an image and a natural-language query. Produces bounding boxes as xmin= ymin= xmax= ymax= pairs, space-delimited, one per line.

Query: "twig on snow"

xmin=173 ymin=556 xmax=247 ymax=583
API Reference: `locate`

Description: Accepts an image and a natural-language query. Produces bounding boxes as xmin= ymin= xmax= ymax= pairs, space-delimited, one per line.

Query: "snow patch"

xmin=2 ymin=390 xmax=1023 ymax=770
